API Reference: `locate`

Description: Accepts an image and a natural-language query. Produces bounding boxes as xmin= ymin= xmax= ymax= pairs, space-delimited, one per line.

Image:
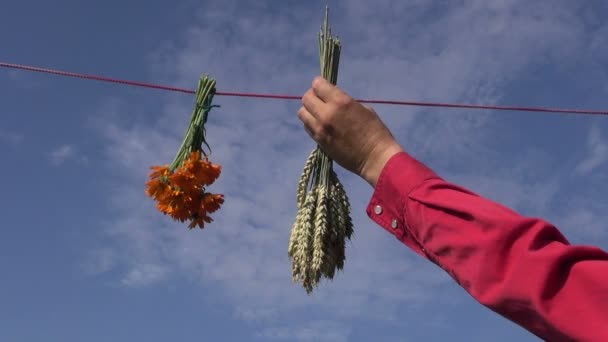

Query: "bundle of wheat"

xmin=289 ymin=7 xmax=354 ymax=294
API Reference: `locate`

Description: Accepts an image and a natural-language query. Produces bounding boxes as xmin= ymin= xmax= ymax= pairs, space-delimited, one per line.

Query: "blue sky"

xmin=1 ymin=1 xmax=607 ymax=341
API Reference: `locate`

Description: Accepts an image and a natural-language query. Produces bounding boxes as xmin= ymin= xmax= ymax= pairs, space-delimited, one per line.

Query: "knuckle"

xmin=302 ymin=90 xmax=315 ymax=108
xmin=303 ymin=89 xmax=313 ymax=102
xmin=334 ymin=93 xmax=353 ymax=108
xmin=326 ymin=102 xmax=341 ymax=117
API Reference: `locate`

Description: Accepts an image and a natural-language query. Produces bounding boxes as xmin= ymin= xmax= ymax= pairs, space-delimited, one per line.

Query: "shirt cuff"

xmin=366 ymin=151 xmax=439 ymax=256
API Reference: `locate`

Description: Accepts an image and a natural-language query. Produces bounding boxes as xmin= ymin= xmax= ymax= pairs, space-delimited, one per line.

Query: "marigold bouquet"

xmin=145 ymin=76 xmax=224 ymax=229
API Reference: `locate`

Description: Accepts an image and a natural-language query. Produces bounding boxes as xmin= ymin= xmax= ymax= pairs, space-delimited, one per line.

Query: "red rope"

xmin=2 ymin=61 xmax=608 ymax=116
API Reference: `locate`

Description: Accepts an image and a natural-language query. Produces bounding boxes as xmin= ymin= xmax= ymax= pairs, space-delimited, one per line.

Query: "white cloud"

xmin=234 ymin=306 xmax=278 ymax=322
xmin=49 ymin=144 xmax=76 ymax=166
xmin=558 ymin=206 xmax=607 ymax=241
xmin=48 ymin=144 xmax=89 ymax=166
xmin=121 ymin=263 xmax=170 ymax=287
xmin=87 ymin=1 xmax=608 ymax=339
xmin=256 ymin=321 xmax=351 ymax=342
xmin=82 ymin=248 xmax=117 ymax=275
xmin=576 ymin=125 xmax=608 ymax=174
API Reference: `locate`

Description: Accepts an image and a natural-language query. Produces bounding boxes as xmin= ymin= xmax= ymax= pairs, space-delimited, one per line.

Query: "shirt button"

xmin=374 ymin=205 xmax=383 ymax=215
xmin=391 ymin=219 xmax=398 ymax=229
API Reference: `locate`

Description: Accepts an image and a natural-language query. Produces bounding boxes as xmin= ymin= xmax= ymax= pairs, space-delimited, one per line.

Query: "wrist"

xmin=361 ymin=142 xmax=403 ymax=187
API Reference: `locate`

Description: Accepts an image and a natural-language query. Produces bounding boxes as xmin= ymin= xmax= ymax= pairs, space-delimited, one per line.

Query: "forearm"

xmin=367 ymin=152 xmax=608 ymax=341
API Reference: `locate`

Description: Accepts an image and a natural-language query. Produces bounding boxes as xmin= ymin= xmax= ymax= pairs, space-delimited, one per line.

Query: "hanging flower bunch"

xmin=289 ymin=7 xmax=354 ymax=294
xmin=145 ymin=76 xmax=224 ymax=229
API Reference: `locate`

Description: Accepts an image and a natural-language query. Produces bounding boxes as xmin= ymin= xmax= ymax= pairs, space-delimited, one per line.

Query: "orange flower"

xmin=182 ymin=151 xmax=221 ymax=186
xmin=149 ymin=165 xmax=171 ymax=179
xmin=199 ymin=161 xmax=222 ymax=186
xmin=169 ymin=170 xmax=195 ymax=193
xmin=146 ymin=178 xmax=168 ymax=198
xmin=202 ymin=193 xmax=224 ymax=214
xmin=145 ymin=152 xmax=224 ymax=229
xmin=189 ymin=213 xmax=213 ymax=229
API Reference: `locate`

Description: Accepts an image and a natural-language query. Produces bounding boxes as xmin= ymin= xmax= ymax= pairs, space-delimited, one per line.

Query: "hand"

xmin=298 ymin=77 xmax=403 ymax=187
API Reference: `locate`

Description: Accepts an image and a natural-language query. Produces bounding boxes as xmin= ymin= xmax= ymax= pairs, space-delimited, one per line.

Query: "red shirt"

xmin=366 ymin=152 xmax=608 ymax=341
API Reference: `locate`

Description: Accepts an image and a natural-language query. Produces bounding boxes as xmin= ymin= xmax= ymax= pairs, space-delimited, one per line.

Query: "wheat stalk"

xmin=297 ymin=148 xmax=319 ymax=209
xmin=311 ymin=186 xmax=328 ymax=282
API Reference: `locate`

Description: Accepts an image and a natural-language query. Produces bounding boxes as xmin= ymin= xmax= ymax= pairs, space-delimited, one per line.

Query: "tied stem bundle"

xmin=145 ymin=76 xmax=224 ymax=229
xmin=289 ymin=7 xmax=354 ymax=294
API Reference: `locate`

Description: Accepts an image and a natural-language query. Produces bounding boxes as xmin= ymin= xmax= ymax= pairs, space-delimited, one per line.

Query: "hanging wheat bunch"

xmin=145 ymin=75 xmax=225 ymax=229
xmin=289 ymin=7 xmax=354 ymax=294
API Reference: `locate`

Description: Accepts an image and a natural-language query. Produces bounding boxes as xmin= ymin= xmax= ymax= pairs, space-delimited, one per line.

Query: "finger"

xmin=297 ymin=106 xmax=319 ymax=135
xmin=312 ymin=76 xmax=341 ymax=103
xmin=302 ymin=88 xmax=326 ymax=119
xmin=302 ymin=123 xmax=316 ymax=141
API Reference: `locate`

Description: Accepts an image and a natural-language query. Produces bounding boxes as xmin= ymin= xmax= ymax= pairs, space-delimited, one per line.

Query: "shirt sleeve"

xmin=366 ymin=152 xmax=608 ymax=342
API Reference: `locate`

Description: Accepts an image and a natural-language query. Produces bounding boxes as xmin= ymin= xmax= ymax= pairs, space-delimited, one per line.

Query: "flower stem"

xmin=169 ymin=76 xmax=217 ymax=171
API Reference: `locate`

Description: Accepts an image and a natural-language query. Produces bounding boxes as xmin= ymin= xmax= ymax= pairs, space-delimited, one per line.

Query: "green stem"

xmin=312 ymin=6 xmax=340 ymax=189
xmin=169 ymin=76 xmax=217 ymax=171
